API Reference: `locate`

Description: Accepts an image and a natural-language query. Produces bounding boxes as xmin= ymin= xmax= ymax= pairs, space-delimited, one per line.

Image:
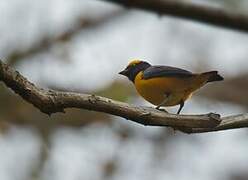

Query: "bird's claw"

xmin=156 ymin=107 xmax=168 ymax=113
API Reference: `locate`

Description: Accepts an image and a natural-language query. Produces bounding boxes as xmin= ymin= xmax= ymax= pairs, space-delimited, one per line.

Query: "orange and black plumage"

xmin=119 ymin=60 xmax=224 ymax=114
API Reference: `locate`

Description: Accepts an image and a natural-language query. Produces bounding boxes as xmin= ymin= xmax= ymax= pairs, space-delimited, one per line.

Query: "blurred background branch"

xmin=6 ymin=9 xmax=125 ymax=66
xmin=103 ymin=0 xmax=248 ymax=32
xmin=200 ymin=73 xmax=248 ymax=109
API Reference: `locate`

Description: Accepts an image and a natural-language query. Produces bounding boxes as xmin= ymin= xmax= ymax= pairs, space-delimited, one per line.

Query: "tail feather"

xmin=201 ymin=71 xmax=224 ymax=83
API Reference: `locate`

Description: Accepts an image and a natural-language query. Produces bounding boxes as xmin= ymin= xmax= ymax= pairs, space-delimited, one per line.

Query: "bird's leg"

xmin=156 ymin=93 xmax=170 ymax=110
xmin=177 ymin=101 xmax=185 ymax=114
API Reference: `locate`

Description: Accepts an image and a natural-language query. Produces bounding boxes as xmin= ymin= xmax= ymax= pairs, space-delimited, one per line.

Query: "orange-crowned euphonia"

xmin=119 ymin=60 xmax=224 ymax=114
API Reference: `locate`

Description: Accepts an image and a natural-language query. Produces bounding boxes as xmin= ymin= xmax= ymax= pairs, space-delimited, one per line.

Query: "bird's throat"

xmin=128 ymin=63 xmax=150 ymax=82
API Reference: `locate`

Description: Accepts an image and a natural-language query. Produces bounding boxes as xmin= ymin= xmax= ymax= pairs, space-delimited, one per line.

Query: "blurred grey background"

xmin=0 ymin=0 xmax=248 ymax=180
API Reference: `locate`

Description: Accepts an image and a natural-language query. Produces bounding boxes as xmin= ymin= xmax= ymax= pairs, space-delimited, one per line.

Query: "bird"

xmin=119 ymin=60 xmax=224 ymax=114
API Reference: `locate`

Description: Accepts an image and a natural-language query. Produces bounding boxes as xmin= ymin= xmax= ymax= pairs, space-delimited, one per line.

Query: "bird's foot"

xmin=155 ymin=107 xmax=168 ymax=113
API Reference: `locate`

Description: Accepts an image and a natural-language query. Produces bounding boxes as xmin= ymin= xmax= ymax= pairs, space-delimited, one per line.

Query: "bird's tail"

xmin=201 ymin=71 xmax=224 ymax=83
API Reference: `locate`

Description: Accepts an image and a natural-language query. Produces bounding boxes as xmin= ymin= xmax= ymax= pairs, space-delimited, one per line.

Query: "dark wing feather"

xmin=143 ymin=65 xmax=194 ymax=79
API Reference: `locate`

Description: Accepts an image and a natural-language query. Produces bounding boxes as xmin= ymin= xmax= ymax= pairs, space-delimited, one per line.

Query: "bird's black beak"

xmin=119 ymin=69 xmax=128 ymax=76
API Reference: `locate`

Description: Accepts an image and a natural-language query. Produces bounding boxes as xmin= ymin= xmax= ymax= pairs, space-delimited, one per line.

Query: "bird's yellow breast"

xmin=134 ymin=72 xmax=203 ymax=106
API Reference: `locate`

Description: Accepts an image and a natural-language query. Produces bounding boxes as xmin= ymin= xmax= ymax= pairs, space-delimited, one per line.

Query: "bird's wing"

xmin=143 ymin=65 xmax=194 ymax=79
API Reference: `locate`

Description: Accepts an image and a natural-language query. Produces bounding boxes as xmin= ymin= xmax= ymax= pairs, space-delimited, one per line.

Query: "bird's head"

xmin=119 ymin=60 xmax=151 ymax=82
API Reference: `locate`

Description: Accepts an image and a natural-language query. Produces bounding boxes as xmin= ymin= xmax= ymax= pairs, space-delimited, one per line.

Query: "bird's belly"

xmin=134 ymin=76 xmax=193 ymax=106
xmin=136 ymin=87 xmax=191 ymax=106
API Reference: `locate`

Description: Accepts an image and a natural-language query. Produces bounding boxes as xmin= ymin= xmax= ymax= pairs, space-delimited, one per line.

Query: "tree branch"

xmin=1 ymin=59 xmax=248 ymax=133
xmin=176 ymin=114 xmax=248 ymax=133
xmin=103 ymin=0 xmax=248 ymax=33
